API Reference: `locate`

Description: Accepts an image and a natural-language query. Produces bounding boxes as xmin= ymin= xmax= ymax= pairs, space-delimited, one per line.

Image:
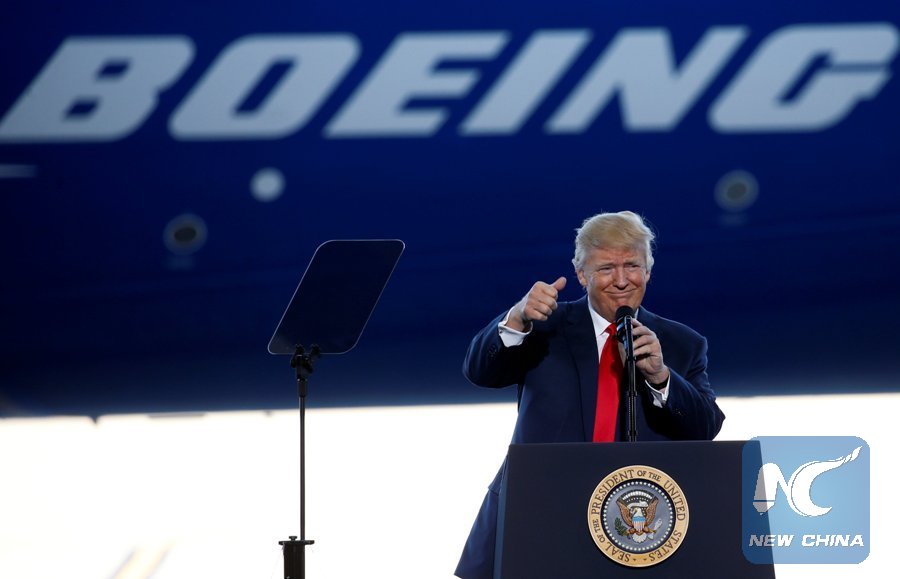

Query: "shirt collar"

xmin=585 ymin=299 xmax=638 ymax=338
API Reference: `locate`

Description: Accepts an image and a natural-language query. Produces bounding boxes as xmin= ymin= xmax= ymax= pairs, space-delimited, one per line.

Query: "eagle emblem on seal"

xmin=615 ymin=496 xmax=664 ymax=543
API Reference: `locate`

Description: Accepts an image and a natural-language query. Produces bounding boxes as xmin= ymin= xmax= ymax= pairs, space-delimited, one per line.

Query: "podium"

xmin=495 ymin=441 xmax=775 ymax=578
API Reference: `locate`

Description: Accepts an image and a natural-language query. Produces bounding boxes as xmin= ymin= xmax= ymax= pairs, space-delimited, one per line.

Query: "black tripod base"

xmin=279 ymin=536 xmax=314 ymax=579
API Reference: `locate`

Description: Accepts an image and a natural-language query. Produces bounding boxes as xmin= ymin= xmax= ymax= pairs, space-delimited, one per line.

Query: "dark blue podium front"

xmin=496 ymin=441 xmax=775 ymax=578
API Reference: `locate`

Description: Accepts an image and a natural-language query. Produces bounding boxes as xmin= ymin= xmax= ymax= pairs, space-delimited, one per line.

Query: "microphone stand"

xmin=621 ymin=317 xmax=638 ymax=442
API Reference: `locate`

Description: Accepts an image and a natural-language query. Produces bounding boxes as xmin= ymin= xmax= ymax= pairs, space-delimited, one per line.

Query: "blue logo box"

xmin=741 ymin=436 xmax=869 ymax=564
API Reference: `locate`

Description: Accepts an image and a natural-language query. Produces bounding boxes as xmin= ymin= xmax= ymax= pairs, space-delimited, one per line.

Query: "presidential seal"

xmin=587 ymin=465 xmax=689 ymax=567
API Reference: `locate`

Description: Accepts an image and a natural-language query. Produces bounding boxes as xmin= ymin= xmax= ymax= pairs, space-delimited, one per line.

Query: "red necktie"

xmin=593 ymin=323 xmax=622 ymax=442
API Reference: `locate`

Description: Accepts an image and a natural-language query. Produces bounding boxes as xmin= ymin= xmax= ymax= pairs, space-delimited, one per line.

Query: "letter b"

xmin=0 ymin=37 xmax=194 ymax=142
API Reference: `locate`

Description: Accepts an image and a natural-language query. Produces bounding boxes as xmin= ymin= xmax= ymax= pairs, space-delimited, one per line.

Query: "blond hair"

xmin=572 ymin=211 xmax=656 ymax=271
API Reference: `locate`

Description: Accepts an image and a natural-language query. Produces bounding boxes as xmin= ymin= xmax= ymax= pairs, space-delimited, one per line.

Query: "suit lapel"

xmin=565 ymin=296 xmax=600 ymax=441
xmin=637 ymin=306 xmax=662 ymax=340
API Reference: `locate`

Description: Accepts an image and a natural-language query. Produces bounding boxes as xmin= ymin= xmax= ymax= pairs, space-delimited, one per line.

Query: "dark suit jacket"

xmin=454 ymin=297 xmax=724 ymax=579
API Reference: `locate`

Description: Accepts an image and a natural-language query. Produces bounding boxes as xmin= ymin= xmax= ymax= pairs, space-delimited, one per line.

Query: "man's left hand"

xmin=628 ymin=320 xmax=670 ymax=385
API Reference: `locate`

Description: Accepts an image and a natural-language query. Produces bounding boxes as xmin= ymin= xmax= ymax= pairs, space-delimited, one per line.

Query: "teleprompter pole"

xmin=279 ymin=344 xmax=320 ymax=579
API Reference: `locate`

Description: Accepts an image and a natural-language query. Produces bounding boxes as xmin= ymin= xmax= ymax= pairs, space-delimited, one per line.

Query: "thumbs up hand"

xmin=507 ymin=276 xmax=567 ymax=331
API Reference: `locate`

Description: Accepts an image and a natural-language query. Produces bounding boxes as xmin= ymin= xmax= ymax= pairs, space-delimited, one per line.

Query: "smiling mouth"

xmin=607 ymin=292 xmax=633 ymax=298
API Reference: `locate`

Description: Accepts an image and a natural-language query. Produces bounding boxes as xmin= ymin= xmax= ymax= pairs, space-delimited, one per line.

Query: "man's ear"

xmin=576 ymin=268 xmax=587 ymax=290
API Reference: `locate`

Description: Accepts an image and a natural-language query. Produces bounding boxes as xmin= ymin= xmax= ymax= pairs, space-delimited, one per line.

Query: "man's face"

xmin=575 ymin=246 xmax=651 ymax=322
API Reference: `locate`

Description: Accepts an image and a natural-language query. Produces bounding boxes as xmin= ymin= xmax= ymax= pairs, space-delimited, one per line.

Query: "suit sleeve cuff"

xmin=645 ymin=376 xmax=670 ymax=408
xmin=498 ymin=309 xmax=530 ymax=347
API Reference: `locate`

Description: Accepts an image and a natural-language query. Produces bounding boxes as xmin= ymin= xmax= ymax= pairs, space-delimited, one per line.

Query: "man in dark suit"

xmin=454 ymin=211 xmax=725 ymax=579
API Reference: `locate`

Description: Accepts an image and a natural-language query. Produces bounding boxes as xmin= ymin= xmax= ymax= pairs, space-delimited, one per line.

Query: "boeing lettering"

xmin=0 ymin=24 xmax=896 ymax=143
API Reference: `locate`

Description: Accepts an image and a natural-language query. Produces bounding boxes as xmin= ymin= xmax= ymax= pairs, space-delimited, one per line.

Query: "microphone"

xmin=615 ymin=306 xmax=635 ymax=361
